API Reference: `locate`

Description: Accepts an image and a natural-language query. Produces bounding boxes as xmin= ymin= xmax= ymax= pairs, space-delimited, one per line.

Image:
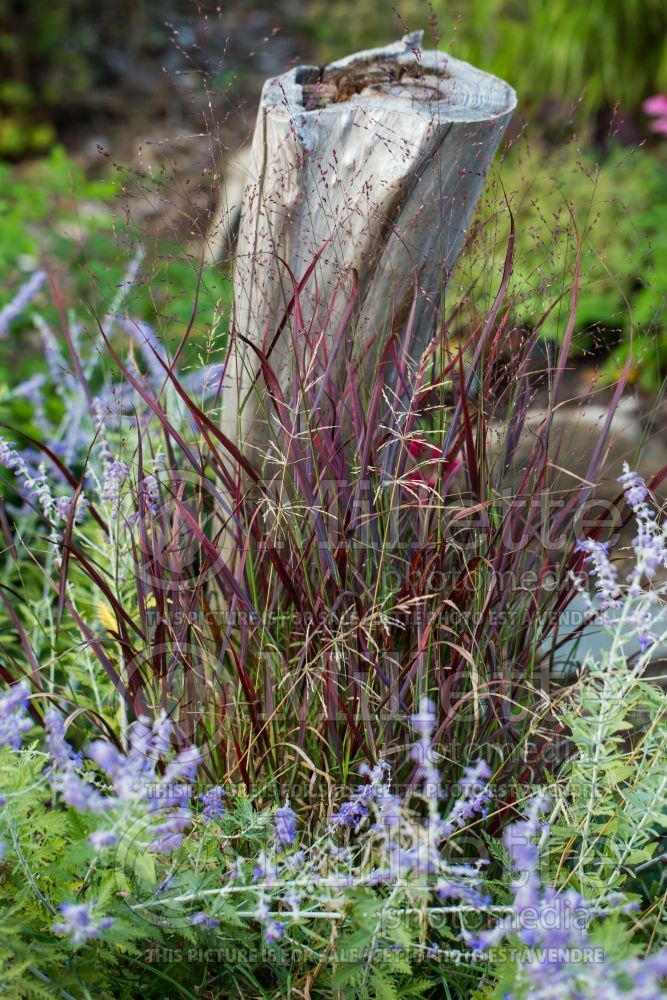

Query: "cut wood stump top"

xmin=263 ymin=32 xmax=516 ymax=132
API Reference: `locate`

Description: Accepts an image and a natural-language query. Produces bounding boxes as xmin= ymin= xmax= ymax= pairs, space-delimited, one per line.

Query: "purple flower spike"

xmin=410 ymin=696 xmax=441 ymax=799
xmin=274 ymin=802 xmax=298 ymax=848
xmin=200 ymin=785 xmax=226 ymax=822
xmin=330 ymin=760 xmax=391 ymax=831
xmin=45 ymin=709 xmax=83 ymax=771
xmin=252 ymin=852 xmax=277 ymax=883
xmin=617 ymin=464 xmax=667 ymax=592
xmin=58 ymin=771 xmax=107 ymax=814
xmin=330 ymin=799 xmax=368 ymax=829
xmin=100 ymin=460 xmax=130 ymax=504
xmin=116 ymin=317 xmax=167 ymax=384
xmin=410 ymin=696 xmax=437 ymax=738
xmin=88 ymin=829 xmax=117 ymax=850
xmin=441 ymin=758 xmax=493 ymax=837
xmin=619 ymin=465 xmax=649 ymax=509
xmin=54 ymin=495 xmax=88 ymax=523
xmin=0 ymin=438 xmax=56 ymax=517
xmin=164 ymin=745 xmax=202 ymax=783
xmin=575 ymin=537 xmax=622 ymax=609
xmin=53 ymin=902 xmax=114 ymax=945
xmin=190 ymin=911 xmax=219 ymax=929
xmin=150 ymin=833 xmax=184 ymax=853
xmin=263 ymin=919 xmax=285 ymax=944
xmin=88 ymin=737 xmax=123 ymax=771
xmin=0 ymin=680 xmax=32 ymax=750
xmin=142 ymin=475 xmax=160 ymax=516
xmin=0 ymin=270 xmax=46 ymax=336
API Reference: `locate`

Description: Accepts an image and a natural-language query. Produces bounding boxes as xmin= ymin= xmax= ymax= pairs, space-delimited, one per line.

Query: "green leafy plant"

xmin=307 ymin=0 xmax=667 ymax=123
xmin=459 ymin=139 xmax=667 ymax=389
xmin=544 ymin=629 xmax=667 ymax=948
xmin=0 ymin=680 xmax=665 ymax=999
xmin=0 ymin=148 xmax=231 ymax=393
xmin=0 ymin=0 xmax=174 ymax=158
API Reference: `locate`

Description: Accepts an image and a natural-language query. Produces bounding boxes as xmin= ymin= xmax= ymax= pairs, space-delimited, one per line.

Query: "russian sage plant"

xmin=0 ymin=669 xmax=666 ymax=998
xmin=556 ymin=467 xmax=667 ymax=904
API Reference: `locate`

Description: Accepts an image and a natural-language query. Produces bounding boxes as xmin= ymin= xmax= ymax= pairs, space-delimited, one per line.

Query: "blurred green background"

xmin=0 ymin=0 xmax=665 ymax=401
xmin=2 ymin=0 xmax=666 ymax=154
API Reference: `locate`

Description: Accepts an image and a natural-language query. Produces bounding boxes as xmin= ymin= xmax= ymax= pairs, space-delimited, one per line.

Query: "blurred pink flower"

xmin=642 ymin=94 xmax=667 ymax=134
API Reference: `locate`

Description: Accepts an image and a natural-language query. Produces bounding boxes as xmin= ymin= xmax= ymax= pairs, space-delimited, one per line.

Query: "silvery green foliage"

xmin=0 ymin=258 xmax=222 ymax=528
xmin=516 ymin=466 xmax=667 ymax=980
xmin=1 ymin=688 xmax=666 ymax=999
xmin=468 ymin=796 xmax=667 ymax=1000
xmin=0 ymin=707 xmax=495 ymax=999
xmin=552 ymin=654 xmax=667 ymax=902
xmin=571 ymin=465 xmax=667 ymax=648
xmin=466 ymin=471 xmax=667 ymax=997
xmin=546 ymin=470 xmax=667 ymax=935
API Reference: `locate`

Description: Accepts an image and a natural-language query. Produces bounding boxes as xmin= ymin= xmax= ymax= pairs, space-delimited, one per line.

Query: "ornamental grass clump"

xmin=2 ymin=232 xmax=662 ymax=808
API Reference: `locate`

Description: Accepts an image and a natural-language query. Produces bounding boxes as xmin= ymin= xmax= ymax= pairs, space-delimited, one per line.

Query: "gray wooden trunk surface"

xmin=223 ymin=33 xmax=517 ymax=466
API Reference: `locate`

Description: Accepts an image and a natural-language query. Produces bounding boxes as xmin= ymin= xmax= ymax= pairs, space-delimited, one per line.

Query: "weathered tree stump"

xmin=222 ymin=32 xmax=516 ymax=464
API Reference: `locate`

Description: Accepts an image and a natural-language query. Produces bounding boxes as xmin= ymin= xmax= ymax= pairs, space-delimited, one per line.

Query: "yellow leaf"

xmin=97 ymin=602 xmax=117 ymax=633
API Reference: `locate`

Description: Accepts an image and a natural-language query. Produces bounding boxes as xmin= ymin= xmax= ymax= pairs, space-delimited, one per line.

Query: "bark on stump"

xmin=223 ymin=32 xmax=516 ymax=466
